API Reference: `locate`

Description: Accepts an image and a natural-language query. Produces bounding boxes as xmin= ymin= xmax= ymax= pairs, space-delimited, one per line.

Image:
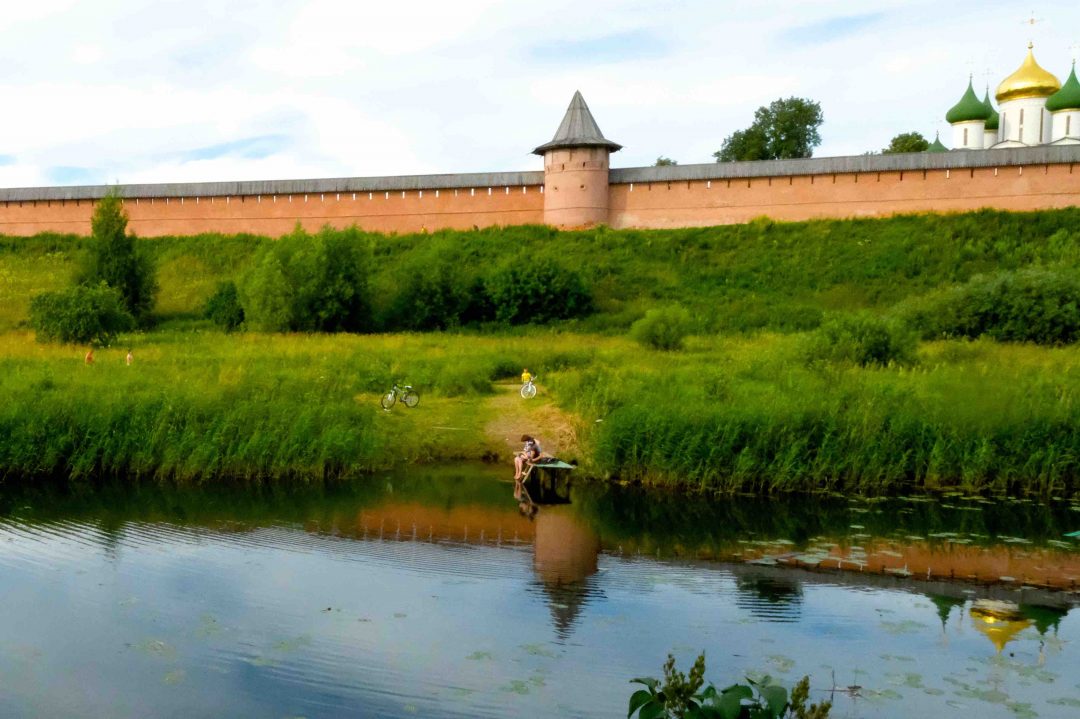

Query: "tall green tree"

xmin=83 ymin=191 xmax=157 ymax=320
xmin=883 ymin=131 xmax=930 ymax=154
xmin=714 ymin=97 xmax=823 ymax=162
xmin=654 ymin=156 xmax=678 ymax=166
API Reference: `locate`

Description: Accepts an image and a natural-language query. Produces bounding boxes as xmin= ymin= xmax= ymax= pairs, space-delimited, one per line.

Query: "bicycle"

xmin=381 ymin=383 xmax=419 ymax=410
xmin=520 ymin=376 xmax=537 ymax=399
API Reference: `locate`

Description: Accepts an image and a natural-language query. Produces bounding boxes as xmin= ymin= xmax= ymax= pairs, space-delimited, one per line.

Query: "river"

xmin=1 ymin=465 xmax=1078 ymax=718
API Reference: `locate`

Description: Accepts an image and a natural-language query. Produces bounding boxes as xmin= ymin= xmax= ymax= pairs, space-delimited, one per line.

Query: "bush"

xmin=203 ymin=281 xmax=245 ymax=331
xmin=83 ymin=192 xmax=157 ymax=320
xmin=630 ymin=305 xmax=693 ymax=350
xmin=29 ymin=283 xmax=135 ymax=345
xmin=484 ymin=263 xmax=593 ymax=325
xmin=241 ymin=226 xmax=373 ymax=332
xmin=804 ymin=313 xmax=915 ymax=367
xmin=898 ymin=268 xmax=1080 ymax=345
xmin=381 ymin=265 xmax=492 ymax=331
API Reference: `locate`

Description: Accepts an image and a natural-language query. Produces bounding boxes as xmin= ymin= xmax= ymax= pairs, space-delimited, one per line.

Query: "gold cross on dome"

xmin=1022 ymin=11 xmax=1044 ymax=45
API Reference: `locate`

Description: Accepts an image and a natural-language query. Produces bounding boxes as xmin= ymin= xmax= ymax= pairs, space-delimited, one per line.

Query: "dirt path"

xmin=482 ymin=383 xmax=580 ymax=461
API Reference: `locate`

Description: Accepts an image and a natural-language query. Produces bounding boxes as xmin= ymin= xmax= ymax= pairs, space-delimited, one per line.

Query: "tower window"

xmin=1040 ymin=109 xmax=1045 ymax=143
xmin=963 ymin=127 xmax=968 ymax=145
xmin=1068 ymin=115 xmax=1072 ymax=135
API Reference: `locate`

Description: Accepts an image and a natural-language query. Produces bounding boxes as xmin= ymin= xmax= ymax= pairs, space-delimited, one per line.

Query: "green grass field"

xmin=4 ymin=209 xmax=1080 ymax=495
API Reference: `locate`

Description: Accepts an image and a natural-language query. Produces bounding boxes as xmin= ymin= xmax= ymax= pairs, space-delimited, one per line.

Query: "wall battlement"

xmin=1 ymin=145 xmax=1079 ymax=237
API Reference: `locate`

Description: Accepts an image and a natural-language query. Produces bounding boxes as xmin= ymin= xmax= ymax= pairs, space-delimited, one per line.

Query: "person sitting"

xmin=513 ymin=434 xmax=542 ymax=480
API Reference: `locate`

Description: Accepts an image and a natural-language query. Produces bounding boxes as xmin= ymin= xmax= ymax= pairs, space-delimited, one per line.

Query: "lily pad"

xmin=880 ymin=620 xmax=926 ymax=635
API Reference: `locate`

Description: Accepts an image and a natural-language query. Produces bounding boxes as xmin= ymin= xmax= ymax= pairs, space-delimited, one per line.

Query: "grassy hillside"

xmin=5 ymin=208 xmax=1080 ymax=332
xmin=4 ymin=208 xmax=1080 ymax=495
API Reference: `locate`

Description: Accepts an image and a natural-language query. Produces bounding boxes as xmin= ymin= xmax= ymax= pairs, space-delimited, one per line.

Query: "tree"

xmin=485 ymin=263 xmax=592 ymax=325
xmin=654 ymin=156 xmax=678 ymax=166
xmin=203 ymin=281 xmax=245 ymax=332
xmin=883 ymin=131 xmax=929 ymax=154
xmin=83 ymin=191 xmax=157 ymax=321
xmin=240 ymin=226 xmax=373 ymax=333
xmin=714 ymin=97 xmax=823 ymax=162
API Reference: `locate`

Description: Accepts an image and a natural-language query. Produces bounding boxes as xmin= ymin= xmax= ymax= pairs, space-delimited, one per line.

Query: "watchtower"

xmin=533 ymin=91 xmax=621 ymax=228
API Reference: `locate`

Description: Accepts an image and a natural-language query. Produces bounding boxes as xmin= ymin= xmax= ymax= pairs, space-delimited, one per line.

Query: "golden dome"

xmin=996 ymin=44 xmax=1061 ymax=103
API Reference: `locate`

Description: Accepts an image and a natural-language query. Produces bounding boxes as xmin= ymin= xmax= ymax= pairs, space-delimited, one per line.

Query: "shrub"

xmin=898 ymin=268 xmax=1080 ymax=345
xmin=241 ymin=226 xmax=373 ymax=332
xmin=382 ymin=265 xmax=493 ymax=331
xmin=804 ymin=313 xmax=915 ymax=367
xmin=29 ymin=283 xmax=135 ymax=345
xmin=203 ymin=281 xmax=245 ymax=332
xmin=484 ymin=263 xmax=593 ymax=325
xmin=630 ymin=305 xmax=693 ymax=350
xmin=83 ymin=191 xmax=157 ymax=320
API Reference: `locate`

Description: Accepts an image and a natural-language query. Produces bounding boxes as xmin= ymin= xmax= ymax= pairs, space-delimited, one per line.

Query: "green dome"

xmin=1046 ymin=62 xmax=1080 ymax=112
xmin=926 ymin=132 xmax=948 ymax=153
xmin=946 ymin=79 xmax=991 ymax=124
xmin=982 ymin=90 xmax=999 ymax=130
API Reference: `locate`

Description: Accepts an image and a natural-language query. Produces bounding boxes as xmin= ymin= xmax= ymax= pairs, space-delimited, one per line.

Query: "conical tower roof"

xmin=926 ymin=131 xmax=948 ymax=153
xmin=532 ymin=91 xmax=622 ymax=155
xmin=946 ymin=78 xmax=991 ymax=124
xmin=1046 ymin=62 xmax=1080 ymax=112
xmin=982 ymin=89 xmax=999 ymax=131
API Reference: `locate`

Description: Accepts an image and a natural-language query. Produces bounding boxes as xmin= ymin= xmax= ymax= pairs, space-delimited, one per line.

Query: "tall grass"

xmin=553 ymin=336 xmax=1080 ymax=496
xmin=0 ymin=329 xmax=601 ymax=483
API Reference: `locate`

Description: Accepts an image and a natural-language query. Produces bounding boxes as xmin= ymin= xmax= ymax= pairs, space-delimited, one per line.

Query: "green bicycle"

xmin=381 ymin=383 xmax=419 ymax=410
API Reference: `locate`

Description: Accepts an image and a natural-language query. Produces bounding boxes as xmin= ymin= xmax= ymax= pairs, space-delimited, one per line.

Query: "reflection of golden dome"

xmin=996 ymin=44 xmax=1061 ymax=103
xmin=970 ymin=600 xmax=1033 ymax=653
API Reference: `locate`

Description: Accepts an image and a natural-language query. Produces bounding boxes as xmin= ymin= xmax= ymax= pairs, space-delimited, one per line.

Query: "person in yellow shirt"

xmin=521 ymin=368 xmax=532 ymax=385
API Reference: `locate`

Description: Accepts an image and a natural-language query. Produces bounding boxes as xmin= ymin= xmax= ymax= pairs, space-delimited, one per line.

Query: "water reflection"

xmin=1 ymin=468 xmax=1079 ymax=719
xmin=733 ymin=574 xmax=804 ymax=622
xmin=518 ymin=473 xmax=602 ymax=640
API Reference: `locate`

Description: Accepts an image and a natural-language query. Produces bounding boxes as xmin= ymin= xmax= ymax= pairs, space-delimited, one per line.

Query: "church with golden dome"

xmin=946 ymin=43 xmax=1080 ymax=150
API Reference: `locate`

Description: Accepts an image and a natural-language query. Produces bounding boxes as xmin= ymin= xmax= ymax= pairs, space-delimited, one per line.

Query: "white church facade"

xmin=945 ymin=43 xmax=1080 ymax=150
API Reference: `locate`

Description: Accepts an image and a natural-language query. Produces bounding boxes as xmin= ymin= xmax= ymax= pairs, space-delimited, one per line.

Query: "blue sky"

xmin=0 ymin=0 xmax=1078 ymax=188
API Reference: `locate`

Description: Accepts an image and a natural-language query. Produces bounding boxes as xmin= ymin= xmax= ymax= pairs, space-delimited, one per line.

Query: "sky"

xmin=0 ymin=0 xmax=1078 ymax=188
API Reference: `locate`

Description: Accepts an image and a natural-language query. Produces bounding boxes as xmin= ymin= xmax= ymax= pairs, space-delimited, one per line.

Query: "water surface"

xmin=1 ymin=467 xmax=1079 ymax=718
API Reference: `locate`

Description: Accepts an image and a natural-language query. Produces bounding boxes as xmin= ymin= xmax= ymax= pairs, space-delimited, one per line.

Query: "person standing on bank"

xmin=126 ymin=349 xmax=133 ymax=366
xmin=514 ymin=434 xmax=542 ymax=480
xmin=84 ymin=348 xmax=94 ymax=365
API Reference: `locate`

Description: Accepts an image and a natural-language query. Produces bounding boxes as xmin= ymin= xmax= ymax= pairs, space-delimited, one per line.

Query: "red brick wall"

xmin=0 ymin=185 xmax=544 ymax=237
xmin=609 ymin=163 xmax=1080 ymax=228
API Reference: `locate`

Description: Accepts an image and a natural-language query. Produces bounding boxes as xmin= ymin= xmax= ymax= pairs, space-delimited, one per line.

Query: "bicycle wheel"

xmin=402 ymin=390 xmax=420 ymax=408
xmin=380 ymin=392 xmax=397 ymax=410
xmin=520 ymin=383 xmax=536 ymax=399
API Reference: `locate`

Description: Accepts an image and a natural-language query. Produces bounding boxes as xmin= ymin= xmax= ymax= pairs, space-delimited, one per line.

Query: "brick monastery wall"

xmin=608 ymin=146 xmax=1080 ymax=228
xmin=0 ymin=171 xmax=546 ymax=237
xmin=0 ymin=147 xmax=1078 ymax=236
